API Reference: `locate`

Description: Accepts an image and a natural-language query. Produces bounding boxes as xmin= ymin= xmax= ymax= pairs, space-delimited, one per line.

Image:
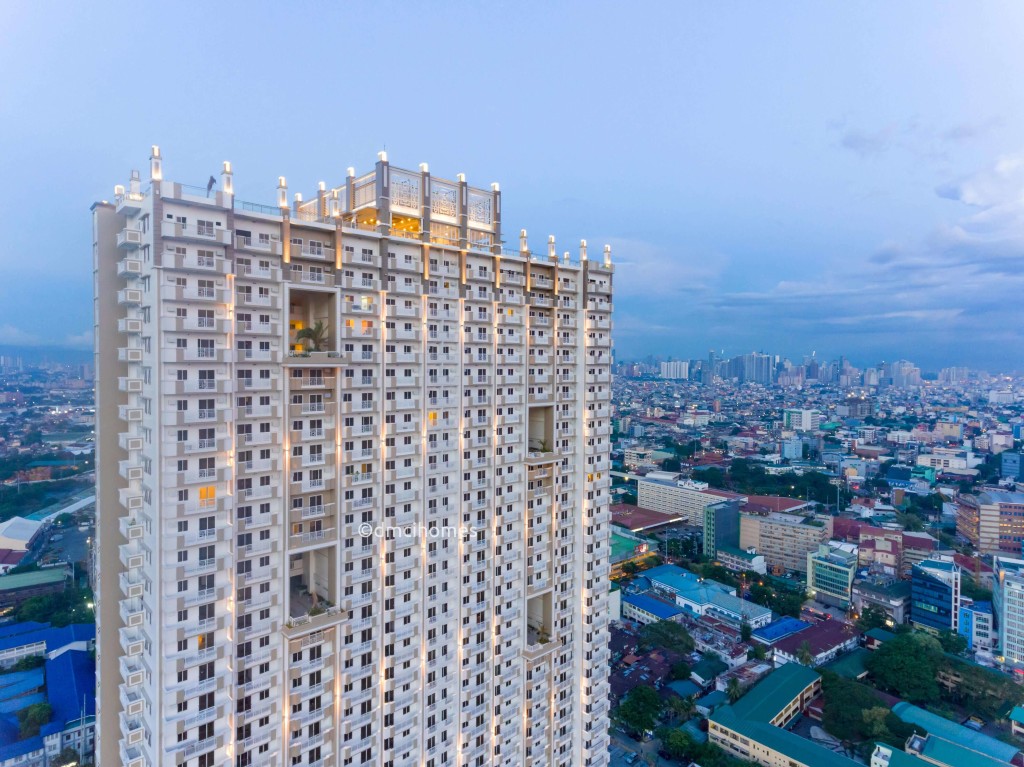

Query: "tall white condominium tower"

xmin=93 ymin=148 xmax=614 ymax=767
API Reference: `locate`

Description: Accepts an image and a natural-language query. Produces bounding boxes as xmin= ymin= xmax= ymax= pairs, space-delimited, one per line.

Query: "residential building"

xmin=95 ymin=150 xmax=613 ymax=767
xmin=957 ymin=489 xmax=1024 ymax=555
xmin=782 ymin=409 xmax=822 ymax=432
xmin=702 ymin=500 xmax=739 ymax=558
xmin=715 ymin=545 xmax=766 ymax=576
xmin=806 ymin=544 xmax=858 ymax=610
xmin=658 ymin=360 xmax=688 ymax=380
xmin=708 ymin=664 xmax=859 ymax=767
xmin=739 ymin=512 xmax=830 ymax=574
xmin=910 ymin=560 xmax=961 ymax=634
xmin=993 ymin=556 xmax=1024 ymax=667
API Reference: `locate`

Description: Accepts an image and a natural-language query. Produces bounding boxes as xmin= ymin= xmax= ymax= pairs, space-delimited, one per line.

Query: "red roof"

xmin=0 ymin=549 xmax=25 ymax=566
xmin=744 ymin=495 xmax=809 ymax=513
xmin=774 ymin=620 xmax=861 ymax=657
xmin=610 ymin=504 xmax=685 ymax=531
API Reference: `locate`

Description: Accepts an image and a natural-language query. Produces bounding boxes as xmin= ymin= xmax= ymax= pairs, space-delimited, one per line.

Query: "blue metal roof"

xmin=753 ymin=616 xmax=811 ymax=642
xmin=622 ymin=592 xmax=684 ymax=620
xmin=45 ymin=650 xmax=94 ymax=726
xmin=0 ymin=622 xmax=95 ymax=655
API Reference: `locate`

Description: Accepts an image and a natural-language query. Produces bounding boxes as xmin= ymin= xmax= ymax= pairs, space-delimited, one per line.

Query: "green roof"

xmin=865 ymin=627 xmax=897 ymax=642
xmin=871 ymin=744 xmax=928 ymax=767
xmin=823 ymin=647 xmax=870 ymax=679
xmin=729 ymin=662 xmax=820 ymax=722
xmin=611 ymin=532 xmax=643 ymax=561
xmin=690 ymin=656 xmax=728 ymax=681
xmin=1009 ymin=705 xmax=1024 ymax=725
xmin=891 ymin=703 xmax=1019 ymax=762
xmin=0 ymin=569 xmax=67 ymax=591
xmin=919 ymin=735 xmax=1013 ymax=767
xmin=711 ymin=708 xmax=860 ymax=767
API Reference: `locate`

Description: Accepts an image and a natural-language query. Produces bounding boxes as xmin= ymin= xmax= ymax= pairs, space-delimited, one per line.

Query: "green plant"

xmin=295 ymin=320 xmax=330 ymax=352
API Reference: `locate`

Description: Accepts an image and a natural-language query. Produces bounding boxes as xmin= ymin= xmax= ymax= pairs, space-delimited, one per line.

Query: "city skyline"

xmin=3 ymin=3 xmax=1024 ymax=369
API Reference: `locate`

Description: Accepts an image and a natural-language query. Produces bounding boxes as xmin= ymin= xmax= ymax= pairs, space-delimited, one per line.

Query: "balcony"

xmin=117 ymin=227 xmax=143 ymax=249
xmin=235 ymin=235 xmax=283 ymax=256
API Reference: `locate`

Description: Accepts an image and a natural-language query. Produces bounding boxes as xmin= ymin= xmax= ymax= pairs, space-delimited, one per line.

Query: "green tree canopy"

xmin=639 ymin=620 xmax=695 ymax=655
xmin=613 ymin=685 xmax=663 ymax=737
xmin=865 ymin=631 xmax=943 ymax=703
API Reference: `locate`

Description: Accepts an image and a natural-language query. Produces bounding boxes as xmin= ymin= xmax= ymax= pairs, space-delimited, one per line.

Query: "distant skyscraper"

xmin=659 ymin=360 xmax=689 ymax=380
xmin=94 ymin=148 xmax=613 ymax=767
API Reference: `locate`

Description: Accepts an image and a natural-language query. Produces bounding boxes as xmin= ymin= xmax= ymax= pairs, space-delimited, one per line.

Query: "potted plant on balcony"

xmin=295 ymin=320 xmax=329 ymax=352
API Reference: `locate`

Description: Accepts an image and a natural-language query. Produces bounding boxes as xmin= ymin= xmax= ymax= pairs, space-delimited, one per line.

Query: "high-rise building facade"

xmin=910 ymin=560 xmax=961 ymax=634
xmin=993 ymin=557 xmax=1024 ymax=667
xmin=93 ymin=148 xmax=614 ymax=767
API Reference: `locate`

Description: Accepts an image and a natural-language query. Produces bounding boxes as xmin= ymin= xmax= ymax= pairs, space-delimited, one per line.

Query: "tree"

xmin=726 ymin=677 xmax=743 ymax=703
xmin=665 ymin=695 xmax=694 ymax=723
xmin=670 ymin=661 xmax=691 ymax=681
xmin=865 ymin=632 xmax=943 ymax=704
xmin=295 ymin=320 xmax=330 ymax=352
xmin=796 ymin=640 xmax=815 ymax=666
xmin=638 ymin=620 xmax=695 ymax=655
xmin=17 ymin=702 xmax=51 ymax=739
xmin=748 ymin=643 xmax=767 ymax=661
xmin=613 ymin=685 xmax=663 ymax=737
xmin=937 ymin=629 xmax=968 ymax=656
xmin=657 ymin=727 xmax=696 ymax=761
xmin=856 ymin=604 xmax=890 ymax=632
xmin=740 ymin=621 xmax=752 ymax=642
xmin=52 ymin=747 xmax=81 ymax=767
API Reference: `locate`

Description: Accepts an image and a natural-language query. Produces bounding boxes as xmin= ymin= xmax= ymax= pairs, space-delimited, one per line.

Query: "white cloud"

xmin=0 ymin=325 xmax=40 ymax=345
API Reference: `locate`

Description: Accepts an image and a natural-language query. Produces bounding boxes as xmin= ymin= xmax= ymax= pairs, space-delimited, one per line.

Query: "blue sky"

xmin=2 ymin=1 xmax=1023 ymax=371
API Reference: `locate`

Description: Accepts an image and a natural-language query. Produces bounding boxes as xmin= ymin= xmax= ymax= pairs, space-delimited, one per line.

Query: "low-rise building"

xmin=621 ymin=592 xmax=684 ymax=625
xmin=709 ymin=663 xmax=859 ymax=767
xmin=957 ymin=598 xmax=994 ymax=652
xmin=772 ymin=620 xmax=861 ymax=667
xmin=852 ymin=575 xmax=911 ymax=626
xmin=715 ymin=545 xmax=767 ymax=575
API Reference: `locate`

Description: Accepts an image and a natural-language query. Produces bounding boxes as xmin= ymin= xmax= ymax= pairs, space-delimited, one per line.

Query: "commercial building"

xmin=0 ymin=570 xmax=69 ymax=612
xmin=993 ymin=556 xmax=1024 ymax=667
xmin=95 ymin=150 xmax=613 ymax=767
xmin=702 ymin=500 xmax=740 ymax=558
xmin=637 ymin=477 xmax=746 ymax=527
xmin=782 ymin=409 xmax=822 ymax=432
xmin=957 ymin=599 xmax=994 ymax=652
xmin=957 ymin=489 xmax=1024 ymax=556
xmin=739 ymin=512 xmax=830 ymax=574
xmin=0 ymin=518 xmax=42 ymax=553
xmin=715 ymin=545 xmax=766 ymax=576
xmin=910 ymin=560 xmax=961 ymax=634
xmin=621 ymin=593 xmax=684 ymax=625
xmin=806 ymin=544 xmax=858 ymax=610
xmin=709 ymin=663 xmax=859 ymax=767
xmin=1001 ymin=452 xmax=1023 ymax=482
xmin=622 ymin=447 xmax=654 ymax=470
xmin=851 ymin=575 xmax=911 ymax=626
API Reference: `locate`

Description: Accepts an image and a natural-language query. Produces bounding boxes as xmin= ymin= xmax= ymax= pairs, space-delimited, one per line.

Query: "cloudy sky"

xmin=2 ymin=1 xmax=1023 ymax=371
